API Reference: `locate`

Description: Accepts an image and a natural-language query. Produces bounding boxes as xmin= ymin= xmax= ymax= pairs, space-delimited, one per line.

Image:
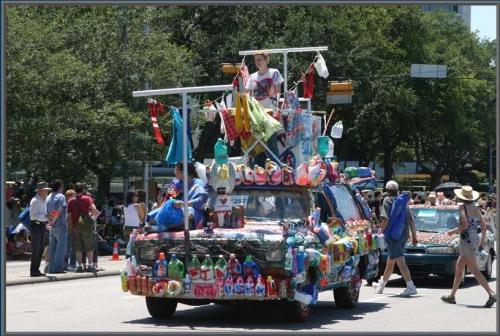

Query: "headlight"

xmin=426 ymin=246 xmax=457 ymax=254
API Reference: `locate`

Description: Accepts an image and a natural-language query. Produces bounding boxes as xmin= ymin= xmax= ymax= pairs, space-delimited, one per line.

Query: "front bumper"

xmin=380 ymin=252 xmax=458 ymax=277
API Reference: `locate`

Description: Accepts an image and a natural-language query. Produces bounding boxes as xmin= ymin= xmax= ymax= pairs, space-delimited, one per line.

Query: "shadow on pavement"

xmin=124 ymin=300 xmax=388 ymax=330
xmin=377 ymin=275 xmax=494 ymax=290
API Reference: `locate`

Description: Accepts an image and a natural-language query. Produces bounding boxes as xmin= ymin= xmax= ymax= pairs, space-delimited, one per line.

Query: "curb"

xmin=6 ymin=270 xmax=121 ymax=286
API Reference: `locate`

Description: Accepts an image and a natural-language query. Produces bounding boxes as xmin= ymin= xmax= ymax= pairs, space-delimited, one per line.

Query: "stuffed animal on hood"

xmin=254 ymin=165 xmax=267 ymax=185
xmin=265 ymin=159 xmax=282 ymax=185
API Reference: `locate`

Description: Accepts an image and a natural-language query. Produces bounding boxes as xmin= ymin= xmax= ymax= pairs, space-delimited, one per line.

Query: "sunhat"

xmin=35 ymin=181 xmax=51 ymax=191
xmin=385 ymin=180 xmax=399 ymax=191
xmin=454 ymin=186 xmax=479 ymax=202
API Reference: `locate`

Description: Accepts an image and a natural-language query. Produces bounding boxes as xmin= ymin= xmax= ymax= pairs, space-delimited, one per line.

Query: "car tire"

xmin=334 ymin=266 xmax=361 ymax=308
xmin=145 ymin=297 xmax=177 ymax=319
xmin=481 ymin=253 xmax=493 ymax=281
xmin=285 ymin=301 xmax=311 ymax=323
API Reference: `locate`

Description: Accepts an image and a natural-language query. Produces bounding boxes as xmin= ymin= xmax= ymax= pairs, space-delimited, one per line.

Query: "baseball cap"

xmin=385 ymin=180 xmax=399 ymax=191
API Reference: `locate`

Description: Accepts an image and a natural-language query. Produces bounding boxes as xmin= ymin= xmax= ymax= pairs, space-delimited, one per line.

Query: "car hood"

xmin=406 ymin=231 xmax=459 ymax=247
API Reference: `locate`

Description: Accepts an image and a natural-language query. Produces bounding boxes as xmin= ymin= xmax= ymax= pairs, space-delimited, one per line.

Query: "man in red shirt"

xmin=67 ymin=182 xmax=98 ymax=272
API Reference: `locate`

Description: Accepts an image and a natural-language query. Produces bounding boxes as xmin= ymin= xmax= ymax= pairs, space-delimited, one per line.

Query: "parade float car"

xmin=123 ymin=181 xmax=384 ymax=322
xmin=379 ymin=204 xmax=496 ymax=284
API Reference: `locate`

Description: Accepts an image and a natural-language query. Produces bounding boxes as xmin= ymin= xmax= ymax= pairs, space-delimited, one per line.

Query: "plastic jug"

xmin=282 ymin=165 xmax=295 ymax=186
xmin=168 ymin=254 xmax=184 ymax=280
xmin=187 ymin=255 xmax=201 ymax=280
xmin=245 ymin=276 xmax=255 ymax=296
xmin=200 ymin=254 xmax=215 ymax=281
xmin=234 ymin=275 xmax=245 ymax=295
xmin=254 ymin=165 xmax=267 ymax=185
xmin=330 ymin=120 xmax=343 ymax=139
xmin=224 ymin=276 xmax=234 ymax=296
xmin=126 ymin=256 xmax=137 ymax=277
xmin=214 ymin=138 xmax=228 ymax=165
xmin=153 ymin=252 xmax=168 ymax=279
xmin=284 ymin=247 xmax=293 ymax=272
xmin=317 ymin=135 xmax=330 ymax=158
xmin=297 ymin=246 xmax=305 ymax=273
xmin=295 ymin=162 xmax=308 ymax=186
xmin=215 ymin=255 xmax=228 ymax=280
xmin=243 ymin=255 xmax=260 ymax=279
xmin=227 ymin=253 xmax=242 ymax=279
xmin=266 ymin=276 xmax=277 ymax=297
xmin=255 ymin=275 xmax=266 ymax=298
xmin=266 ymin=159 xmax=282 ymax=185
xmin=327 ymin=138 xmax=334 ymax=158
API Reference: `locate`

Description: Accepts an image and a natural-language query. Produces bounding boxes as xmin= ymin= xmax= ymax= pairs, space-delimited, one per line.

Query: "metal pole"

xmin=283 ymin=52 xmax=288 ymax=92
xmin=182 ymin=91 xmax=190 ymax=267
xmin=488 ymin=139 xmax=493 ymax=194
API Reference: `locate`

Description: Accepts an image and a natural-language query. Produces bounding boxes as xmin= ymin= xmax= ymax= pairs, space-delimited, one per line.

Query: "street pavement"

xmin=6 ymin=259 xmax=497 ymax=333
xmin=6 ymin=256 xmax=123 ymax=286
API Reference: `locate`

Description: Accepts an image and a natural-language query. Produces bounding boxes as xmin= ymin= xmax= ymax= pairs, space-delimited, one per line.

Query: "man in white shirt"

xmin=29 ymin=181 xmax=51 ymax=277
xmin=436 ymin=191 xmax=453 ymax=206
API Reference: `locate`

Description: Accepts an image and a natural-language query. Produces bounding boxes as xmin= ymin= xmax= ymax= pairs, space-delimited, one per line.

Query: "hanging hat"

xmin=35 ymin=181 xmax=51 ymax=191
xmin=453 ymin=186 xmax=479 ymax=202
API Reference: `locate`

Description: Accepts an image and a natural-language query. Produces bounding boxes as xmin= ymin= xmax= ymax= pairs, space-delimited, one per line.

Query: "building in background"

xmin=421 ymin=5 xmax=471 ymax=29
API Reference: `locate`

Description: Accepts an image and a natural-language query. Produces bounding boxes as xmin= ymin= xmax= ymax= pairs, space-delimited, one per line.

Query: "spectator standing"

xmin=64 ymin=189 xmax=77 ymax=271
xmin=46 ymin=180 xmax=67 ymax=274
xmin=372 ymin=180 xmax=418 ymax=296
xmin=67 ymin=183 xmax=98 ymax=273
xmin=436 ymin=191 xmax=453 ymax=206
xmin=369 ymin=190 xmax=382 ymax=223
xmin=29 ymin=181 xmax=51 ymax=277
xmin=123 ymin=191 xmax=146 ymax=238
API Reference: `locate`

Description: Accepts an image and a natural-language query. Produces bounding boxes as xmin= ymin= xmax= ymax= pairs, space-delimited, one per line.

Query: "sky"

xmin=471 ymin=6 xmax=496 ymax=41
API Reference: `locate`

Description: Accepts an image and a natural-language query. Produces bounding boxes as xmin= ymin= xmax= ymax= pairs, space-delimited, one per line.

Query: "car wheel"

xmin=145 ymin=297 xmax=177 ymax=319
xmin=334 ymin=266 xmax=361 ymax=308
xmin=481 ymin=253 xmax=493 ymax=281
xmin=286 ymin=300 xmax=311 ymax=323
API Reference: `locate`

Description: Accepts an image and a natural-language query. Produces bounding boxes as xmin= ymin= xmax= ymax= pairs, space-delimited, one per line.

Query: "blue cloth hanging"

xmin=166 ymin=107 xmax=193 ymax=165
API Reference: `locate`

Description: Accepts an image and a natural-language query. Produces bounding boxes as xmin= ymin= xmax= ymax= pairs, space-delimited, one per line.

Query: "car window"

xmin=327 ymin=185 xmax=363 ymax=221
xmin=412 ymin=208 xmax=460 ymax=233
xmin=312 ymin=192 xmax=332 ymax=222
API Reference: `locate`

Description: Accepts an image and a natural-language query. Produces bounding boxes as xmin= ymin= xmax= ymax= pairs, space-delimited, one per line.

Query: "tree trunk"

xmin=96 ymin=173 xmax=112 ymax=208
xmin=430 ymin=171 xmax=441 ymax=189
xmin=383 ymin=149 xmax=394 ymax=184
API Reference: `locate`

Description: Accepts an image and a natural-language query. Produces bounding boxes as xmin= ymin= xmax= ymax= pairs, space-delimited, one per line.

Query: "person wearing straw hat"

xmin=29 ymin=181 xmax=51 ymax=277
xmin=441 ymin=186 xmax=496 ymax=307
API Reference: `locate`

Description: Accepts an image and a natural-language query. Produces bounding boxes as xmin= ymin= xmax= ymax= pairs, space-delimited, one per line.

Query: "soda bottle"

xmin=120 ymin=270 xmax=128 ymax=292
xmin=255 ymin=275 xmax=266 ymax=298
xmin=153 ymin=252 xmax=168 ymax=279
xmin=245 ymin=276 xmax=255 ymax=296
xmin=126 ymin=257 xmax=137 ymax=277
xmin=227 ymin=253 xmax=242 ymax=279
xmin=224 ymin=275 xmax=234 ymax=296
xmin=266 ymin=276 xmax=277 ymax=297
xmin=184 ymin=274 xmax=192 ymax=294
xmin=284 ymin=247 xmax=293 ymax=272
xmin=168 ymin=254 xmax=184 ymax=280
xmin=200 ymin=254 xmax=215 ymax=281
xmin=187 ymin=255 xmax=201 ymax=280
xmin=214 ymin=255 xmax=227 ymax=280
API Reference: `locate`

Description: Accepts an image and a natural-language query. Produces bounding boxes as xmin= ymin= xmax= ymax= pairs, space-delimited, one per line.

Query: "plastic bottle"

xmin=126 ymin=229 xmax=138 ymax=257
xmin=255 ymin=275 xmax=266 ymax=298
xmin=141 ymin=275 xmax=148 ymax=295
xmin=168 ymin=254 xmax=184 ymax=280
xmin=153 ymin=252 xmax=168 ymax=279
xmin=128 ymin=275 xmax=137 ymax=294
xmin=120 ymin=270 xmax=128 ymax=292
xmin=243 ymin=255 xmax=259 ymax=279
xmin=184 ymin=274 xmax=192 ymax=294
xmin=234 ymin=275 xmax=245 ymax=295
xmin=279 ymin=280 xmax=288 ymax=299
xmin=297 ymin=246 xmax=305 ymax=274
xmin=214 ymin=255 xmax=228 ymax=280
xmin=291 ymin=248 xmax=298 ymax=275
xmin=214 ymin=138 xmax=229 ymax=165
xmin=227 ymin=253 xmax=242 ymax=279
xmin=135 ymin=275 xmax=142 ymax=295
xmin=284 ymin=247 xmax=293 ymax=272
xmin=266 ymin=276 xmax=277 ymax=297
xmin=126 ymin=257 xmax=137 ymax=277
xmin=200 ymin=254 xmax=215 ymax=281
xmin=330 ymin=120 xmax=343 ymax=139
xmin=224 ymin=276 xmax=234 ymax=296
xmin=317 ymin=135 xmax=330 ymax=158
xmin=245 ymin=276 xmax=255 ymax=296
xmin=187 ymin=255 xmax=201 ymax=280
xmin=216 ymin=278 xmax=224 ymax=298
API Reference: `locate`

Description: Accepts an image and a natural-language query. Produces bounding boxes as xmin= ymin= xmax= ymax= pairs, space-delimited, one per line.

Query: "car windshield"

xmin=412 ymin=208 xmax=460 ymax=233
xmin=208 ymin=188 xmax=310 ymax=223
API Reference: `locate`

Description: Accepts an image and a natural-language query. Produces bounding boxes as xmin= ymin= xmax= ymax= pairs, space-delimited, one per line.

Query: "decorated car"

xmin=121 ymin=172 xmax=383 ymax=322
xmin=379 ymin=204 xmax=496 ymax=284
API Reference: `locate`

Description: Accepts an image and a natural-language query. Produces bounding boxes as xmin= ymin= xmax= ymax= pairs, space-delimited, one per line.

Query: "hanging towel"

xmin=165 ymin=107 xmax=192 ymax=165
xmin=148 ymin=100 xmax=165 ymax=145
xmin=303 ymin=65 xmax=315 ymax=98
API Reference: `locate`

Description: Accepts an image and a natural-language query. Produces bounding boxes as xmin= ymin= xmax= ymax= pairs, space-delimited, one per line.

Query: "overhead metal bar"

xmin=132 ymin=84 xmax=232 ymax=97
xmin=239 ymin=46 xmax=328 ymax=91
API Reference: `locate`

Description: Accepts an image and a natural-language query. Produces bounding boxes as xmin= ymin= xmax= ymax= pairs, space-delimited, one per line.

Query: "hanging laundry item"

xmin=286 ymin=110 xmax=305 ymax=149
xmin=247 ymin=96 xmax=282 ymax=142
xmin=311 ymin=116 xmax=322 ymax=155
xmin=303 ymin=65 xmax=315 ymax=99
xmin=237 ymin=62 xmax=250 ymax=92
xmin=203 ymin=100 xmax=218 ymax=122
xmin=314 ymin=52 xmax=329 ymax=78
xmin=165 ymin=107 xmax=192 ymax=165
xmin=148 ymin=99 xmax=165 ymax=145
xmin=220 ymin=108 xmax=239 ymax=142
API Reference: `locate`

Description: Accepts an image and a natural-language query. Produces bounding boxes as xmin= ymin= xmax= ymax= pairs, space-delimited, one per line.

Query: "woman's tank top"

xmin=123 ymin=204 xmax=140 ymax=228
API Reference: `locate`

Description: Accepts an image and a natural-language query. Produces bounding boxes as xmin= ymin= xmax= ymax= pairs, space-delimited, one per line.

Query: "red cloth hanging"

xmin=303 ymin=65 xmax=315 ymax=98
xmin=148 ymin=100 xmax=165 ymax=145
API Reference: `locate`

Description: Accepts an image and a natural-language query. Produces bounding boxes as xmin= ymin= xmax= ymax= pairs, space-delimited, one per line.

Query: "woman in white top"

xmin=123 ymin=191 xmax=145 ymax=239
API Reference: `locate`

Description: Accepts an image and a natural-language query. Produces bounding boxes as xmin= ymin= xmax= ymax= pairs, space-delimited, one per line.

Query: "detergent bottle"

xmin=214 ymin=255 xmax=228 ymax=280
xmin=224 ymin=275 xmax=234 ymax=296
xmin=187 ymin=255 xmax=201 ymax=280
xmin=153 ymin=252 xmax=168 ymax=280
xmin=243 ymin=255 xmax=259 ymax=279
xmin=168 ymin=254 xmax=184 ymax=280
xmin=282 ymin=165 xmax=295 ymax=186
xmin=266 ymin=276 xmax=277 ymax=297
xmin=227 ymin=253 xmax=242 ymax=279
xmin=255 ymin=275 xmax=266 ymax=298
xmin=214 ymin=138 xmax=228 ymax=165
xmin=200 ymin=254 xmax=215 ymax=281
xmin=234 ymin=275 xmax=245 ymax=295
xmin=284 ymin=247 xmax=293 ymax=272
xmin=245 ymin=276 xmax=255 ymax=296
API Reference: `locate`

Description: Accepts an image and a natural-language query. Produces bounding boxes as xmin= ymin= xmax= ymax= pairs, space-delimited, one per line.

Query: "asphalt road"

xmin=6 ymin=259 xmax=497 ymax=333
